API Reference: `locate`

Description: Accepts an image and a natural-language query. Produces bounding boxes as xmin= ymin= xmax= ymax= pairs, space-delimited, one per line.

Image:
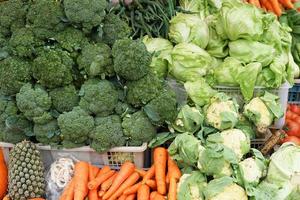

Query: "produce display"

xmin=1 ymin=0 xmax=300 ymax=199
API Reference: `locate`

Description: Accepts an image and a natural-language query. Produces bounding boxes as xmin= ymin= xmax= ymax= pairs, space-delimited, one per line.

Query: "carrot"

xmin=88 ymin=165 xmax=100 ymax=200
xmin=145 ymin=180 xmax=156 ymax=190
xmin=249 ymin=0 xmax=261 ymax=7
xmin=137 ymin=184 xmax=150 ymax=200
xmin=142 ymin=165 xmax=155 ymax=184
xmin=123 ymin=182 xmax=142 ymax=195
xmin=168 ymin=177 xmax=177 ymax=200
xmin=98 ymin=190 xmax=105 ymax=198
xmin=150 ymin=192 xmax=165 ymax=200
xmin=125 ymin=194 xmax=136 ymax=200
xmin=0 ymin=148 xmax=8 ymax=200
xmin=165 ymin=172 xmax=170 ymax=185
xmin=74 ymin=161 xmax=89 ymax=200
xmin=262 ymin=0 xmax=276 ymax=13
xmin=108 ymin=172 xmax=140 ymax=200
xmin=88 ymin=170 xmax=116 ymax=190
xmin=59 ymin=178 xmax=75 ymax=200
xmin=153 ymin=148 xmax=167 ymax=195
xmin=97 ymin=166 xmax=111 ymax=177
xmin=135 ymin=168 xmax=147 ymax=177
xmin=101 ymin=173 xmax=118 ymax=192
xmin=118 ymin=194 xmax=127 ymax=200
xmin=168 ymin=156 xmax=181 ymax=181
xmin=2 ymin=195 xmax=10 ymax=200
xmin=103 ymin=162 xmax=136 ymax=200
xmin=279 ymin=0 xmax=294 ymax=8
xmin=269 ymin=0 xmax=282 ymax=16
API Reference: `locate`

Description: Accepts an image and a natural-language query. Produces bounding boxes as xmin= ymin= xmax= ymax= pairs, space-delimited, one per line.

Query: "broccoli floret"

xmin=126 ymin=73 xmax=163 ymax=107
xmin=144 ymin=88 xmax=177 ymax=125
xmin=54 ymin=27 xmax=89 ymax=57
xmin=34 ymin=119 xmax=61 ymax=145
xmin=0 ymin=95 xmax=18 ymax=141
xmin=114 ymin=101 xmax=137 ymax=117
xmin=79 ymin=79 xmax=118 ymax=116
xmin=26 ymin=0 xmax=65 ymax=39
xmin=63 ymin=0 xmax=107 ymax=33
xmin=122 ymin=111 xmax=156 ymax=143
xmin=77 ymin=43 xmax=113 ymax=78
xmin=0 ymin=57 xmax=31 ymax=96
xmin=8 ymin=27 xmax=44 ymax=58
xmin=57 ymin=106 xmax=94 ymax=148
xmin=32 ymin=48 xmax=74 ymax=88
xmin=91 ymin=115 xmax=126 ymax=153
xmin=2 ymin=115 xmax=32 ymax=144
xmin=0 ymin=0 xmax=27 ymax=37
xmin=102 ymin=13 xmax=131 ymax=46
xmin=112 ymin=39 xmax=151 ymax=81
xmin=49 ymin=85 xmax=79 ymax=113
xmin=16 ymin=83 xmax=52 ymax=124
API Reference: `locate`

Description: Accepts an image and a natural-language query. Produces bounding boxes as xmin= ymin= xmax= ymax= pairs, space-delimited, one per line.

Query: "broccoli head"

xmin=2 ymin=114 xmax=32 ymax=144
xmin=54 ymin=27 xmax=89 ymax=57
xmin=112 ymin=39 xmax=151 ymax=81
xmin=115 ymin=101 xmax=137 ymax=117
xmin=0 ymin=95 xmax=18 ymax=141
xmin=63 ymin=0 xmax=107 ymax=33
xmin=122 ymin=111 xmax=156 ymax=143
xmin=16 ymin=83 xmax=52 ymax=124
xmin=26 ymin=0 xmax=66 ymax=39
xmin=144 ymin=88 xmax=177 ymax=125
xmin=32 ymin=48 xmax=74 ymax=88
xmin=57 ymin=106 xmax=94 ymax=148
xmin=49 ymin=85 xmax=79 ymax=113
xmin=102 ymin=13 xmax=131 ymax=46
xmin=0 ymin=57 xmax=31 ymax=96
xmin=90 ymin=115 xmax=126 ymax=153
xmin=126 ymin=73 xmax=163 ymax=107
xmin=34 ymin=119 xmax=61 ymax=145
xmin=0 ymin=0 xmax=27 ymax=37
xmin=79 ymin=79 xmax=118 ymax=116
xmin=77 ymin=43 xmax=114 ymax=78
xmin=8 ymin=27 xmax=44 ymax=58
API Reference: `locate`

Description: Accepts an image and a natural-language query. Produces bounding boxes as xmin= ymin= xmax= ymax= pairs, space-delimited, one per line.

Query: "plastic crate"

xmin=288 ymin=79 xmax=300 ymax=103
xmin=214 ymin=82 xmax=291 ymax=129
xmin=0 ymin=142 xmax=147 ymax=169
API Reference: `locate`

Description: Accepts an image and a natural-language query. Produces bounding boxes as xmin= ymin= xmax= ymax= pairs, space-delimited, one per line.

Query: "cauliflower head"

xmin=0 ymin=57 xmax=31 ymax=96
xmin=49 ymin=85 xmax=79 ymax=113
xmin=77 ymin=43 xmax=113 ymax=78
xmin=58 ymin=107 xmax=94 ymax=148
xmin=63 ymin=0 xmax=107 ymax=33
xmin=33 ymin=48 xmax=74 ymax=88
xmin=205 ymin=94 xmax=239 ymax=130
xmin=126 ymin=73 xmax=163 ymax=107
xmin=112 ymin=39 xmax=151 ymax=81
xmin=34 ymin=119 xmax=61 ymax=145
xmin=16 ymin=83 xmax=52 ymax=124
xmin=79 ymin=79 xmax=118 ymax=116
xmin=122 ymin=111 xmax=156 ymax=143
xmin=90 ymin=115 xmax=126 ymax=153
xmin=204 ymin=177 xmax=248 ymax=200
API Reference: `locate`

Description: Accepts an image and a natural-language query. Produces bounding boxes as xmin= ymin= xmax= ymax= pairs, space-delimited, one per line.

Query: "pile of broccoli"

xmin=0 ymin=0 xmax=179 ymax=152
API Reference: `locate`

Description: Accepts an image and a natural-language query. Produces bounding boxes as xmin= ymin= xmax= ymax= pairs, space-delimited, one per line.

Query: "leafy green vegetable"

xmin=148 ymin=132 xmax=178 ymax=148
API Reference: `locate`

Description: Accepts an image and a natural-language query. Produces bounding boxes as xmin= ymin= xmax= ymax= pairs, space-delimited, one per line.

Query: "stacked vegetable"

xmin=245 ymin=0 xmax=296 ymax=16
xmin=0 ymin=0 xmax=179 ymax=152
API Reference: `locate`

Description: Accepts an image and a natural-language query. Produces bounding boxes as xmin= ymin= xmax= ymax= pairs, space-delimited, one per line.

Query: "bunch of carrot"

xmin=246 ymin=0 xmax=298 ymax=16
xmin=59 ymin=147 xmax=181 ymax=200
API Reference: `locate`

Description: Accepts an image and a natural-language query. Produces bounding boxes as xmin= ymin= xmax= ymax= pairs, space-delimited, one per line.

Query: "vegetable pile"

xmin=282 ymin=104 xmax=300 ymax=145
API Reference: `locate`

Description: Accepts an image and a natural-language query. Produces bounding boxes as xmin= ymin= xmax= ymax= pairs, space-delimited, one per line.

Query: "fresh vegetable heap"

xmin=0 ymin=0 xmax=179 ymax=151
xmin=282 ymin=104 xmax=300 ymax=145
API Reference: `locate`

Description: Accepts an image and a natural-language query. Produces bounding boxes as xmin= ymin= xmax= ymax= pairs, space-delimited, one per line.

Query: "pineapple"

xmin=8 ymin=140 xmax=45 ymax=200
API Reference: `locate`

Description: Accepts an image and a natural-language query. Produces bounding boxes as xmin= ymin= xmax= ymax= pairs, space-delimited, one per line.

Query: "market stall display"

xmin=1 ymin=0 xmax=300 ymax=199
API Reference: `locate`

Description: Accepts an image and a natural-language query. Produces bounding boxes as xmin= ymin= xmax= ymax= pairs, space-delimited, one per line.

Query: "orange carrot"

xmin=261 ymin=0 xmax=276 ymax=13
xmin=279 ymin=0 xmax=294 ymax=8
xmin=97 ymin=166 xmax=111 ymax=177
xmin=168 ymin=156 xmax=181 ymax=181
xmin=154 ymin=148 xmax=167 ymax=195
xmin=123 ymin=182 xmax=142 ymax=195
xmin=168 ymin=177 xmax=177 ymax=200
xmin=88 ymin=165 xmax=100 ymax=200
xmin=103 ymin=162 xmax=136 ymax=200
xmin=269 ymin=0 xmax=282 ymax=16
xmin=74 ymin=161 xmax=89 ymax=200
xmin=249 ymin=0 xmax=261 ymax=7
xmin=137 ymin=184 xmax=150 ymax=200
xmin=101 ymin=173 xmax=118 ymax=192
xmin=150 ymin=192 xmax=165 ymax=200
xmin=145 ymin=180 xmax=156 ymax=190
xmin=0 ymin=148 xmax=8 ymax=200
xmin=98 ymin=190 xmax=105 ymax=198
xmin=165 ymin=172 xmax=170 ymax=185
xmin=142 ymin=165 xmax=155 ymax=184
xmin=59 ymin=178 xmax=75 ymax=200
xmin=117 ymin=194 xmax=127 ymax=200
xmin=125 ymin=194 xmax=136 ymax=200
xmin=135 ymin=168 xmax=147 ymax=177
xmin=88 ymin=170 xmax=116 ymax=190
xmin=108 ymin=172 xmax=140 ymax=200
